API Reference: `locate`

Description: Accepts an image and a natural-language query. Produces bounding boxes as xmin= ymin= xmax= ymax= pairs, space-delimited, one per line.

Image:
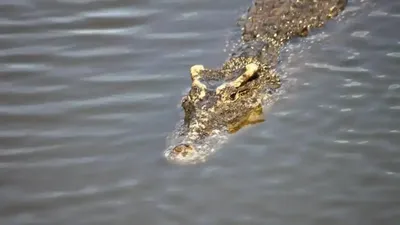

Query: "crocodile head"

xmin=165 ymin=62 xmax=279 ymax=164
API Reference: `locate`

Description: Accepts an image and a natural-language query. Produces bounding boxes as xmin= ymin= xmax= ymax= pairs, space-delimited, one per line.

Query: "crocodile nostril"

xmin=171 ymin=144 xmax=194 ymax=158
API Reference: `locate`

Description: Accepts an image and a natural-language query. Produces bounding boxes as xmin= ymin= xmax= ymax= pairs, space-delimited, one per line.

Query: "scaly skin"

xmin=165 ymin=0 xmax=347 ymax=164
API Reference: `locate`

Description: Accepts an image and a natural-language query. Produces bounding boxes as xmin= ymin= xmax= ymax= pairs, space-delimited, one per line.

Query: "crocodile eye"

xmin=229 ymin=93 xmax=237 ymax=100
xmin=181 ymin=96 xmax=189 ymax=104
xmin=229 ymin=92 xmax=240 ymax=101
xmin=229 ymin=89 xmax=248 ymax=101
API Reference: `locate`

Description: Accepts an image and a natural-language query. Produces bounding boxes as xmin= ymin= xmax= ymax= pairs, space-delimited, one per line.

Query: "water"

xmin=1 ymin=0 xmax=399 ymax=224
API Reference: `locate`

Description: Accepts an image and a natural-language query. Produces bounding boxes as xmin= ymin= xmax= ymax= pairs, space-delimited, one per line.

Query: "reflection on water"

xmin=1 ymin=0 xmax=399 ymax=224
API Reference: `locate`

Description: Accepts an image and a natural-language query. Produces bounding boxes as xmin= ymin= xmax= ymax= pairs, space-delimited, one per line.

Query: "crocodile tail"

xmin=242 ymin=0 xmax=348 ymax=43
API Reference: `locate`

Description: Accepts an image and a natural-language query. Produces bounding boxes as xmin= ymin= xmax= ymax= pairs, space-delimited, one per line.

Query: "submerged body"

xmin=165 ymin=0 xmax=347 ymax=164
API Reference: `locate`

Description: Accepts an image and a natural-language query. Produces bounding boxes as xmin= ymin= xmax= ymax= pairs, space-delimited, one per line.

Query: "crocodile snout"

xmin=166 ymin=144 xmax=197 ymax=163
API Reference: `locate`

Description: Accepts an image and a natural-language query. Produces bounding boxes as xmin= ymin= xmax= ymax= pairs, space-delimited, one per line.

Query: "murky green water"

xmin=1 ymin=0 xmax=399 ymax=224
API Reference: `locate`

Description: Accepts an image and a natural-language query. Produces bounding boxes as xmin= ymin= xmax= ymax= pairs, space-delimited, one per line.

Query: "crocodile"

xmin=164 ymin=0 xmax=347 ymax=164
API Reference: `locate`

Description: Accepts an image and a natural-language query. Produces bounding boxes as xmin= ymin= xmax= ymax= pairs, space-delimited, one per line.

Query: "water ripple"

xmin=305 ymin=62 xmax=368 ymax=72
xmin=32 ymin=178 xmax=138 ymax=200
xmin=0 ymin=0 xmax=400 ymax=225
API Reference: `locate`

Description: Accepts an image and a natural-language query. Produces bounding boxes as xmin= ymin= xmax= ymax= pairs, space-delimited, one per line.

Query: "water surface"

xmin=1 ymin=0 xmax=399 ymax=224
